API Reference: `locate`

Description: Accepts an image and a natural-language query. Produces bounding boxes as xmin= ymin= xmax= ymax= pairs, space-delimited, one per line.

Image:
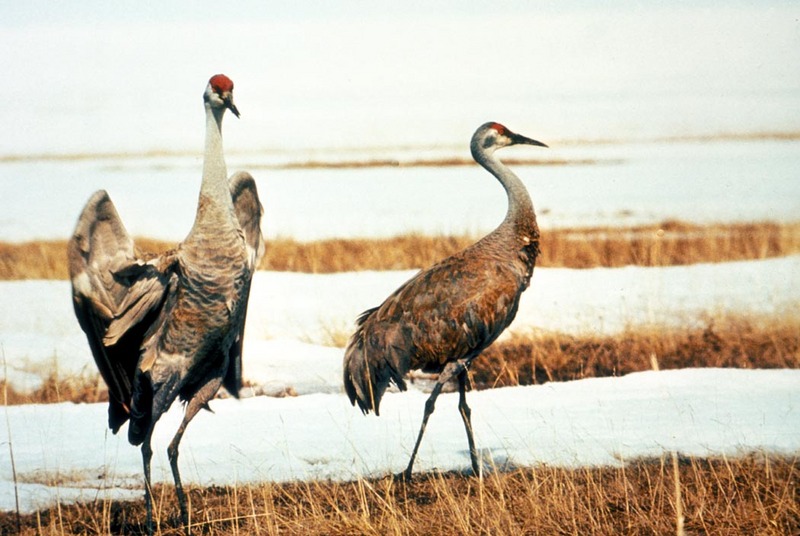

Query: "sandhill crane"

xmin=343 ymin=122 xmax=547 ymax=481
xmin=68 ymin=74 xmax=264 ymax=534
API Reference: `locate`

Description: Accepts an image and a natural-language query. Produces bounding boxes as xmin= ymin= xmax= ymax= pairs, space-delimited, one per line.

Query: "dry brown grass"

xmin=261 ymin=156 xmax=606 ymax=169
xmin=470 ymin=313 xmax=800 ymax=390
xmin=3 ymin=312 xmax=797 ymax=407
xmin=0 ymin=372 xmax=105 ymax=406
xmin=2 ymin=221 xmax=799 ymax=279
xmin=3 ymin=222 xmax=798 ymax=534
xmin=539 ymin=220 xmax=800 ymax=270
xmin=3 ymin=454 xmax=797 ymax=535
xmin=265 ymin=220 xmax=800 ymax=273
xmin=0 ymin=238 xmax=175 ymax=281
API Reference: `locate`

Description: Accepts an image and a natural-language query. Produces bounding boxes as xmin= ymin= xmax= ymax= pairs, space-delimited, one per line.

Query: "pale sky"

xmin=1 ymin=2 xmax=797 ymax=153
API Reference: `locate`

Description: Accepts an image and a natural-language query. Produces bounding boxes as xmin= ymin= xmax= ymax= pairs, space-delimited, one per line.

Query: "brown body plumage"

xmin=68 ymin=74 xmax=263 ymax=535
xmin=343 ymin=122 xmax=547 ymax=480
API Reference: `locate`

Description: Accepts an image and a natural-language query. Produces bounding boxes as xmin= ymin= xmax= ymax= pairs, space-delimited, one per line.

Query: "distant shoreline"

xmin=1 ymin=131 xmax=797 ymax=166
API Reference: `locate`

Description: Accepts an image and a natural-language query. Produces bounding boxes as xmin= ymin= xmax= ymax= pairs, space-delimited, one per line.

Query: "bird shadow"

xmin=391 ymin=448 xmax=521 ymax=483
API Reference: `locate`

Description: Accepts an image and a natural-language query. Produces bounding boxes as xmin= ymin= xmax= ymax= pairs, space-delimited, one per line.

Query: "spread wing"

xmin=67 ymin=190 xmax=176 ymax=432
xmin=224 ymin=171 xmax=265 ymax=396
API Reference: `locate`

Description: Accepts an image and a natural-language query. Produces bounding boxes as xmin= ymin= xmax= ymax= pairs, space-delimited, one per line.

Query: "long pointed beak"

xmin=512 ymin=133 xmax=548 ymax=148
xmin=223 ymin=94 xmax=240 ymax=118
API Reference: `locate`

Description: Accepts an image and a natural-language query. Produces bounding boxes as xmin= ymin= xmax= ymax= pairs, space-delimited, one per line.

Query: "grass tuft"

xmin=0 ymin=372 xmax=106 ymax=406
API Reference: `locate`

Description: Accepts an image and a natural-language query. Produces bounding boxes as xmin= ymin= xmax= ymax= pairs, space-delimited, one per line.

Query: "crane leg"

xmin=402 ymin=382 xmax=444 ymax=481
xmin=401 ymin=359 xmax=466 ymax=481
xmin=457 ymin=370 xmax=480 ymax=476
xmin=141 ymin=430 xmax=155 ymax=536
xmin=167 ymin=375 xmax=223 ymax=536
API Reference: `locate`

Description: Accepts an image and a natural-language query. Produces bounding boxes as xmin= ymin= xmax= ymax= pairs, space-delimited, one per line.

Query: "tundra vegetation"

xmin=1 ymin=220 xmax=798 ymax=534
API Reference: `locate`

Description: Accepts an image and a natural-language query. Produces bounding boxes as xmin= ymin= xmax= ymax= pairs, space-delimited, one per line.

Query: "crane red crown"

xmin=209 ymin=74 xmax=234 ymax=94
xmin=489 ymin=122 xmax=508 ymax=135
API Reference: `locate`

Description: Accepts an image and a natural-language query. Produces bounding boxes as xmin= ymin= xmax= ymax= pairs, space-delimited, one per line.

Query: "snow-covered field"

xmin=1 ymin=0 xmax=799 ymax=516
xmin=2 ymin=256 xmax=799 ymax=394
xmin=2 ymin=368 xmax=798 ymax=513
xmin=0 ymin=256 xmax=798 ymax=513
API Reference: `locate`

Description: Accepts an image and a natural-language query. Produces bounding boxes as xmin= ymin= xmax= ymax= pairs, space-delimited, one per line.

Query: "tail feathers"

xmin=128 ymin=371 xmax=180 ymax=446
xmin=343 ymin=316 xmax=410 ymax=416
xmin=107 ymin=399 xmax=131 ymax=435
xmin=127 ymin=372 xmax=153 ymax=446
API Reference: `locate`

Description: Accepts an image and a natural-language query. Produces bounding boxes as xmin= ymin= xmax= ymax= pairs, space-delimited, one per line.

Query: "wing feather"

xmin=67 ymin=190 xmax=174 ymax=432
xmin=343 ymin=246 xmax=529 ymax=414
xmin=224 ymin=171 xmax=265 ymax=396
xmin=229 ymin=171 xmax=265 ymax=271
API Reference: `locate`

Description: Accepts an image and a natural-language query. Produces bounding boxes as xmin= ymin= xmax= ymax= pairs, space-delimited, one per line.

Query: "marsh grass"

xmin=469 ymin=312 xmax=800 ymax=389
xmin=2 ymin=221 xmax=799 ymax=279
xmin=2 ymin=312 xmax=797 ymax=406
xmin=4 ymin=454 xmax=798 ymax=535
xmin=0 ymin=238 xmax=173 ymax=281
xmin=0 ymin=372 xmax=105 ymax=406
xmin=3 ymin=223 xmax=799 ymax=533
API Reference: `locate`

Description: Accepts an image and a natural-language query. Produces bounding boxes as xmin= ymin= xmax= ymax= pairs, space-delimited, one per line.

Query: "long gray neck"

xmin=471 ymin=142 xmax=537 ymax=234
xmin=189 ymin=104 xmax=236 ymax=236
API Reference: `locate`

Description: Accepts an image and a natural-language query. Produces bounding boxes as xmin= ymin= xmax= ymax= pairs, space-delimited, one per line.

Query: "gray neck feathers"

xmin=189 ymin=104 xmax=236 ymax=236
xmin=471 ymin=141 xmax=536 ymax=234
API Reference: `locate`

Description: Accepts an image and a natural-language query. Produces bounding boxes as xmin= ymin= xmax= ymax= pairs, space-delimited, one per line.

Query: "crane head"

xmin=205 ymin=74 xmax=240 ymax=118
xmin=475 ymin=122 xmax=547 ymax=153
